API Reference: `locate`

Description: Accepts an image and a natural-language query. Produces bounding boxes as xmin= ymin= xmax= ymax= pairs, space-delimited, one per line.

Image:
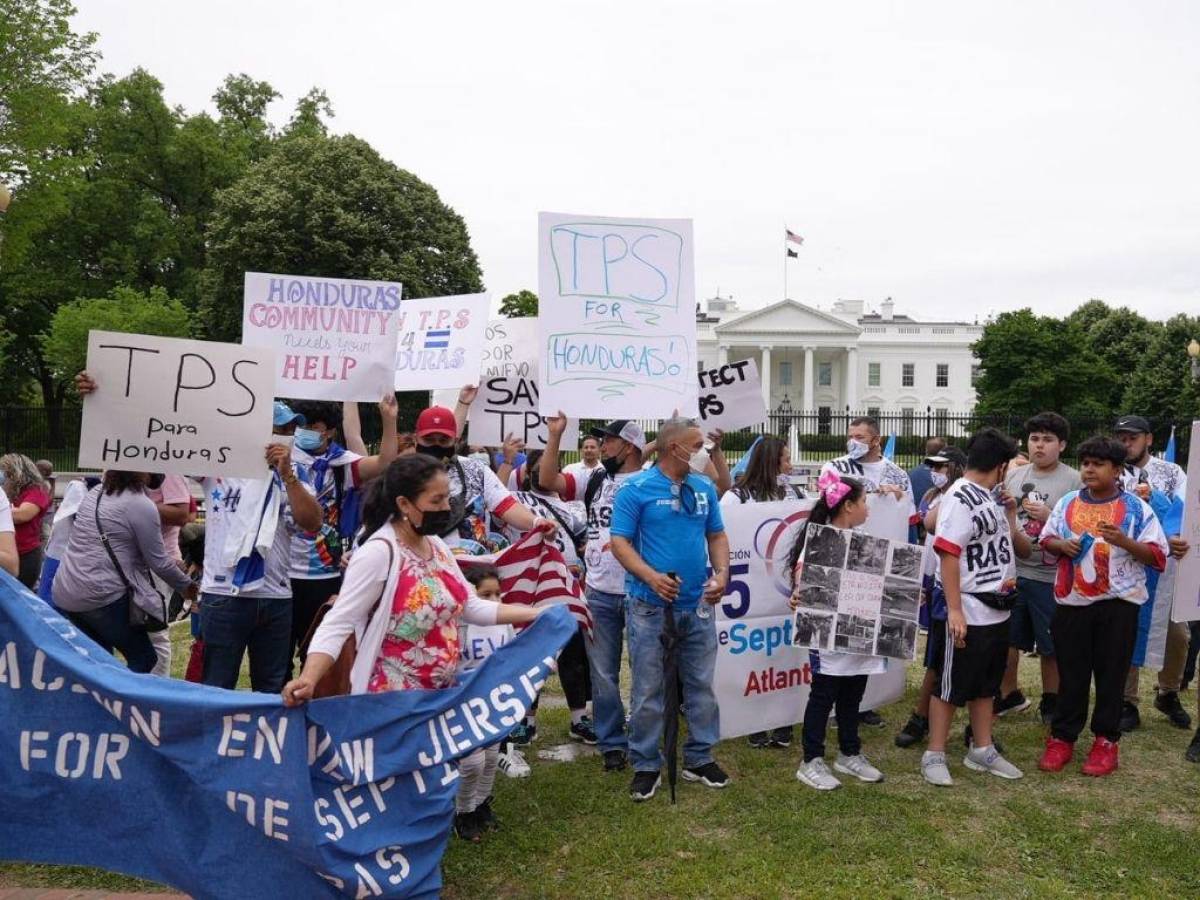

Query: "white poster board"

xmin=241 ymin=272 xmax=402 ymax=402
xmin=714 ymin=500 xmax=906 ymax=739
xmin=1173 ymin=422 xmax=1200 ymax=621
xmin=79 ymin=331 xmax=275 ymax=479
xmin=537 ymin=212 xmax=698 ymax=419
xmin=394 ymin=292 xmax=489 ymax=390
xmin=697 ymin=359 xmax=768 ymax=433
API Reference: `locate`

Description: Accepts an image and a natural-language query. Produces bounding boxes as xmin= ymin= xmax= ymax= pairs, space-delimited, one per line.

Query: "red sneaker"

xmin=1038 ymin=737 xmax=1075 ymax=772
xmin=1081 ymin=737 xmax=1119 ymax=776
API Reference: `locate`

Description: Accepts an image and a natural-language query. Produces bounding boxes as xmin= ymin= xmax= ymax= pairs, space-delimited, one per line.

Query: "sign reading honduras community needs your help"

xmin=394 ymin=293 xmax=489 ymax=391
xmin=78 ymin=330 xmax=274 ymax=479
xmin=1173 ymin=422 xmax=1200 ymax=622
xmin=697 ymin=359 xmax=767 ymax=433
xmin=0 ymin=574 xmax=577 ymax=899
xmin=537 ymin=212 xmax=699 ymax=419
xmin=241 ymin=272 xmax=403 ymax=402
xmin=713 ymin=500 xmax=906 ymax=739
xmin=467 ymin=318 xmax=579 ymax=450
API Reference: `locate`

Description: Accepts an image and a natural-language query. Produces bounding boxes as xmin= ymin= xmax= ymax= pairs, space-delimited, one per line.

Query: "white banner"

xmin=697 ymin=359 xmax=767 ymax=433
xmin=79 ymin=330 xmax=274 ymax=479
xmin=394 ymin=293 xmax=489 ymax=390
xmin=537 ymin=212 xmax=698 ymax=419
xmin=714 ymin=500 xmax=906 ymax=739
xmin=241 ymin=272 xmax=402 ymax=401
xmin=1173 ymin=423 xmax=1200 ymax=622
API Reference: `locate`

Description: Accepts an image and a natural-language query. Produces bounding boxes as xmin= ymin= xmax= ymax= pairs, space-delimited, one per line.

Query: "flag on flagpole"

xmin=785 ymin=228 xmax=804 ymax=245
xmin=1164 ymin=426 xmax=1177 ymax=464
xmin=786 ymin=248 xmax=798 ymax=258
xmin=883 ymin=433 xmax=896 ymax=460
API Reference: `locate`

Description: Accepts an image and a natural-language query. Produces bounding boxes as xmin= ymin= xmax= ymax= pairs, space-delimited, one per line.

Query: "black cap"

xmin=926 ymin=447 xmax=967 ymax=467
xmin=1114 ymin=415 xmax=1151 ymax=434
xmin=589 ymin=420 xmax=646 ymax=451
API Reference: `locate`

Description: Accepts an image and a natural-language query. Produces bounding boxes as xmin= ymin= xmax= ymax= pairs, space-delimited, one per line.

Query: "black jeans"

xmin=289 ymin=576 xmax=341 ymax=678
xmin=1051 ymin=598 xmax=1139 ymax=743
xmin=18 ymin=547 xmax=43 ymax=590
xmin=67 ymin=593 xmax=157 ymax=673
xmin=802 ymin=673 xmax=869 ymax=761
xmin=559 ymin=627 xmax=592 ymax=711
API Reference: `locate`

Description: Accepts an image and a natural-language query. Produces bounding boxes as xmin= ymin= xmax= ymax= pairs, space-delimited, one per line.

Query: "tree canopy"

xmin=499 ymin=289 xmax=538 ymax=318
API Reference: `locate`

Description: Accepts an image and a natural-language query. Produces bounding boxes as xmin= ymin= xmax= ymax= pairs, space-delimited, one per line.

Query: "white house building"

xmin=696 ymin=295 xmax=983 ymax=431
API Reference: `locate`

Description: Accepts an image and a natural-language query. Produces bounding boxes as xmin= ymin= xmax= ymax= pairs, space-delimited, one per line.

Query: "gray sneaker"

xmin=964 ymin=744 xmax=1023 ymax=780
xmin=795 ymin=757 xmax=842 ymax=791
xmin=834 ymin=753 xmax=884 ymax=783
xmin=921 ymin=751 xmax=953 ymax=786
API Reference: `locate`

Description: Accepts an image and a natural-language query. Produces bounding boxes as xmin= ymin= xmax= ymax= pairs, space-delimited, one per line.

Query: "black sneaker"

xmin=1038 ymin=693 xmax=1057 ymax=726
xmin=1186 ymin=728 xmax=1200 ymax=764
xmin=747 ymin=731 xmax=770 ymax=748
xmin=994 ymin=689 xmax=1031 ymax=717
xmin=569 ymin=716 xmax=598 ymax=744
xmin=768 ymin=726 xmax=794 ymax=748
xmin=512 ymin=721 xmax=537 ymax=745
xmin=681 ymin=761 xmax=730 ymax=788
xmin=894 ymin=713 xmax=929 ymax=748
xmin=630 ymin=770 xmax=662 ymax=802
xmin=858 ymin=710 xmax=885 ymax=728
xmin=454 ymin=809 xmax=482 ymax=842
xmin=963 ymin=724 xmax=1006 ymax=756
xmin=1120 ymin=701 xmax=1141 ymax=733
xmin=1154 ymin=691 xmax=1193 ymax=729
xmin=475 ymin=797 xmax=499 ymax=832
xmin=603 ymin=749 xmax=628 ymax=772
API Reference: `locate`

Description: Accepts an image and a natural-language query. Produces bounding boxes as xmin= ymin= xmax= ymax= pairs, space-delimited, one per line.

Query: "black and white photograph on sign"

xmin=804 ymin=524 xmax=848 ymax=570
xmin=794 ymin=610 xmax=835 ymax=648
xmin=888 ymin=544 xmax=924 ymax=581
xmin=876 ymin=616 xmax=918 ymax=659
xmin=847 ymin=531 xmax=890 ymax=576
xmin=881 ymin=576 xmax=921 ymax=621
xmin=834 ymin=613 xmax=876 ymax=655
xmin=795 ymin=582 xmax=839 ymax=614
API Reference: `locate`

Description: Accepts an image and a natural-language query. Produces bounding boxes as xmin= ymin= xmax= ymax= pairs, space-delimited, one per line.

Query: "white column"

xmin=845 ymin=346 xmax=858 ymax=412
xmin=718 ymin=344 xmax=729 ymax=365
xmin=802 ymin=346 xmax=815 ymax=412
xmin=759 ymin=346 xmax=772 ymax=409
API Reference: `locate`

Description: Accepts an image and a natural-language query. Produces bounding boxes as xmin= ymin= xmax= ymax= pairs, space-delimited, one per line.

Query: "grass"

xmin=4 ymin=634 xmax=1199 ymax=898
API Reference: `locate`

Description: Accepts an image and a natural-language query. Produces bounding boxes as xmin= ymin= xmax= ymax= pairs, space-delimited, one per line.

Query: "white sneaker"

xmin=921 ymin=751 xmax=954 ymax=786
xmin=964 ymin=744 xmax=1023 ymax=780
xmin=795 ymin=757 xmax=842 ymax=791
xmin=498 ymin=745 xmax=531 ymax=778
xmin=834 ymin=753 xmax=884 ymax=783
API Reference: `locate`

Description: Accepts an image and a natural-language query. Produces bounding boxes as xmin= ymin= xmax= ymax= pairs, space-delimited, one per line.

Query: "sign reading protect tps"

xmin=394 ymin=293 xmax=489 ymax=391
xmin=241 ymin=272 xmax=403 ymax=402
xmin=697 ymin=359 xmax=768 ymax=433
xmin=537 ymin=213 xmax=698 ymax=419
xmin=0 ymin=575 xmax=576 ymax=898
xmin=713 ymin=500 xmax=905 ymax=739
xmin=78 ymin=330 xmax=274 ymax=479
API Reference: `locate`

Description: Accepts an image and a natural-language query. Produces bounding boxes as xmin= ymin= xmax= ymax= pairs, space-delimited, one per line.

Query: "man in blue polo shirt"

xmin=611 ymin=416 xmax=731 ymax=802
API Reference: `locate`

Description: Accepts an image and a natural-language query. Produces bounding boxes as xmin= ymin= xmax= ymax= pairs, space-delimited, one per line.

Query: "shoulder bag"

xmin=94 ymin=491 xmax=169 ymax=633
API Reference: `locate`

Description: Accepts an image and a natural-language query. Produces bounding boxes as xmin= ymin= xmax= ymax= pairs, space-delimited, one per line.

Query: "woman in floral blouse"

xmin=283 ymin=454 xmax=546 ymax=702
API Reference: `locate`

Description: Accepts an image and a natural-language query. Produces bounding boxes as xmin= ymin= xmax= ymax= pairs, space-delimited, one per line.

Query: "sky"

xmin=73 ymin=0 xmax=1200 ymax=322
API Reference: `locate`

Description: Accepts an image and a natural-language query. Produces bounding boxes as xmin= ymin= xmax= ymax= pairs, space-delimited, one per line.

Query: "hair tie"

xmin=817 ymin=469 xmax=852 ymax=507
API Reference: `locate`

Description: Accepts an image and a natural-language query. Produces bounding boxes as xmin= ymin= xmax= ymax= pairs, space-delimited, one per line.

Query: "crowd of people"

xmin=5 ymin=371 xmax=1195 ymax=845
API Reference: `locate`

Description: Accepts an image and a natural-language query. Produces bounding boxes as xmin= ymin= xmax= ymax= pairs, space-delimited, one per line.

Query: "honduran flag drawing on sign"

xmin=424 ymin=329 xmax=452 ymax=349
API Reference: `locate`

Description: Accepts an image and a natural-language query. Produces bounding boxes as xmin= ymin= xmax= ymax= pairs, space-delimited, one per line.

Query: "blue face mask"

xmin=294 ymin=427 xmax=325 ymax=452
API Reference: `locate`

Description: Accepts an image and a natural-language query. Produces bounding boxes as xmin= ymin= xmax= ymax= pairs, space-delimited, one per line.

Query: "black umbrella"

xmin=661 ymin=574 xmax=682 ymax=804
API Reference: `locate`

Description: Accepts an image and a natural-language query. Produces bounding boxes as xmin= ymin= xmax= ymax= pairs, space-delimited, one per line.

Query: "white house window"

xmin=902 ymin=363 xmax=915 ymax=387
xmin=867 ymin=406 xmax=881 ymax=420
xmin=868 ymin=362 xmax=881 ymax=387
xmin=697 ymin=360 xmax=706 ymax=372
xmin=901 ymin=407 xmax=915 ymax=436
xmin=936 ymin=363 xmax=949 ymax=388
xmin=818 ymin=362 xmax=832 ymax=386
xmin=817 ymin=406 xmax=832 ymax=435
xmin=779 ymin=361 xmax=793 ymax=386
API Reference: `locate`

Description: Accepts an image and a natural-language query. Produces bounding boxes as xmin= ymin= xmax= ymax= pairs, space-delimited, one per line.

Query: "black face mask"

xmin=418 ymin=443 xmax=456 ymax=461
xmin=146 ymin=473 xmax=166 ymax=490
xmin=601 ymin=454 xmax=623 ymax=477
xmin=411 ymin=507 xmax=455 ymax=536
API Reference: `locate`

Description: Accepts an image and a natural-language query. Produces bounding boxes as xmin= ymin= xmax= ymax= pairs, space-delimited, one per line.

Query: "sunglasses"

xmin=669 ymin=480 xmax=699 ymax=515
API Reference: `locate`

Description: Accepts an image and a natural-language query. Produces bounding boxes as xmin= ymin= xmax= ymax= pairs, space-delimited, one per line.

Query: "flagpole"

xmin=783 ymin=224 xmax=788 ymax=301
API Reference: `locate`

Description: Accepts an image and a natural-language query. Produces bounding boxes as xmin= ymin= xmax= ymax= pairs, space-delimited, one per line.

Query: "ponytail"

xmin=787 ymin=475 xmax=865 ymax=584
xmin=358 ymin=454 xmax=444 ymax=543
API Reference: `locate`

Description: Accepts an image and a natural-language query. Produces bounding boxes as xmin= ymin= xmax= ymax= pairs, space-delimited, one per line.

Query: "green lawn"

xmin=4 ymin=632 xmax=1199 ymax=898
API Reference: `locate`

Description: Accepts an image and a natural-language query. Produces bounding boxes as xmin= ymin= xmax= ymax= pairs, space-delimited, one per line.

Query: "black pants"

xmin=802 ymin=673 xmax=868 ymax=761
xmin=67 ymin=594 xmax=157 ymax=674
xmin=559 ymin=627 xmax=592 ymax=711
xmin=1051 ymin=598 xmax=1139 ymax=743
xmin=18 ymin=547 xmax=43 ymax=590
xmin=289 ymin=576 xmax=341 ymax=678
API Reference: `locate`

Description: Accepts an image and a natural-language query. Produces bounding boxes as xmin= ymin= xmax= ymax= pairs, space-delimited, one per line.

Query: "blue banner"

xmin=0 ymin=573 xmax=575 ymax=898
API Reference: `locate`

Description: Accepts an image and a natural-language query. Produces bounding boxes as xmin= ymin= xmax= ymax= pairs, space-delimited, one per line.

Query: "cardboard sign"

xmin=241 ymin=272 xmax=402 ymax=402
xmin=79 ymin=331 xmax=274 ymax=478
xmin=394 ymin=293 xmax=489 ymax=390
xmin=697 ymin=359 xmax=767 ymax=432
xmin=713 ymin=500 xmax=906 ymax=739
xmin=1172 ymin=422 xmax=1200 ymax=622
xmin=537 ymin=212 xmax=698 ymax=418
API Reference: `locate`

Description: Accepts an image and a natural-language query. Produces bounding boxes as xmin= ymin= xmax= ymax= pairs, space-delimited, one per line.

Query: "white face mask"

xmin=678 ymin=446 xmax=710 ymax=475
xmin=930 ymin=471 xmax=949 ymax=489
xmin=847 ymin=438 xmax=871 ymax=460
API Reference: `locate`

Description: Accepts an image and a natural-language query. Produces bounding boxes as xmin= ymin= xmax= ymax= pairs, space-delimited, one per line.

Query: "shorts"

xmin=923 ymin=616 xmax=947 ymax=669
xmin=931 ymin=620 xmax=1009 ymax=707
xmin=1009 ymin=577 xmax=1056 ymax=655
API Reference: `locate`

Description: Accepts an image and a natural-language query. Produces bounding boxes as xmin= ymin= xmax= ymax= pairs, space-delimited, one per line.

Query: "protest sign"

xmin=241 ymin=272 xmax=403 ymax=402
xmin=0 ymin=574 xmax=576 ymax=898
xmin=792 ymin=522 xmax=924 ymax=661
xmin=1173 ymin=423 xmax=1200 ymax=622
xmin=78 ymin=330 xmax=274 ymax=479
xmin=394 ymin=293 xmax=489 ymax=391
xmin=537 ymin=212 xmax=698 ymax=419
xmin=712 ymin=500 xmax=906 ymax=739
xmin=697 ymin=359 xmax=767 ymax=433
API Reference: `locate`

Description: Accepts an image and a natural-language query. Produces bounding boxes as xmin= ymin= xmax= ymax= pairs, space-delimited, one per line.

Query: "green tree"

xmin=197 ymin=133 xmax=483 ymax=341
xmin=499 ymin=289 xmax=538 ymax=318
xmin=1122 ymin=313 xmax=1200 ymax=425
xmin=42 ymin=286 xmax=192 ymax=379
xmin=1066 ymin=300 xmax=1160 ymax=412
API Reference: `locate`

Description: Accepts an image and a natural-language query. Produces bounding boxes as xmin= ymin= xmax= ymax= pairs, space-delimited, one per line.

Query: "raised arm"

xmin=538 ymin=412 xmax=571 ymax=497
xmin=454 ymin=385 xmax=478 ymax=437
xmin=267 ymin=444 xmax=322 ymax=532
xmin=354 ymin=393 xmax=400 ymax=483
xmin=342 ymin=400 xmax=368 ymax=456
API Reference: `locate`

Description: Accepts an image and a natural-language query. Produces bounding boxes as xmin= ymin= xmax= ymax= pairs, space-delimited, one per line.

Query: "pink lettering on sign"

xmin=282 ymin=355 xmax=359 ymax=382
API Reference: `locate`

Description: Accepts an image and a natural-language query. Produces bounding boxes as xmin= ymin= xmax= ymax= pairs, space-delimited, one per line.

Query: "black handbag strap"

xmin=93 ymin=490 xmax=134 ymax=594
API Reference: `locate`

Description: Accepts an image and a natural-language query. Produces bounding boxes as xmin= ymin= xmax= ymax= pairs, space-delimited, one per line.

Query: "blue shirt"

xmin=908 ymin=464 xmax=934 ymax=509
xmin=610 ymin=466 xmax=725 ymax=609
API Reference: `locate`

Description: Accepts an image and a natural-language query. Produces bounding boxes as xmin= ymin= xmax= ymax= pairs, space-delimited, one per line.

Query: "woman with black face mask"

xmin=284 ymin=455 xmax=543 ymax=702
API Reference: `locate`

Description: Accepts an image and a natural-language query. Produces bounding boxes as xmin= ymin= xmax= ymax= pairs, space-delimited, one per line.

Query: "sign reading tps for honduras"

xmin=537 ymin=212 xmax=698 ymax=419
xmin=394 ymin=293 xmax=489 ymax=391
xmin=0 ymin=576 xmax=576 ymax=898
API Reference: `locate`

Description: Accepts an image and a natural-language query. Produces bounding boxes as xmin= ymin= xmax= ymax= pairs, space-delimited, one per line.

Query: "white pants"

xmin=455 ymin=746 xmax=500 ymax=813
xmin=149 ymin=572 xmax=174 ymax=677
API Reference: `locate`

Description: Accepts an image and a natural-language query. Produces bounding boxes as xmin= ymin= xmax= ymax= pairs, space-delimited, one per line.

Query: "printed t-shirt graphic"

xmin=932 ymin=477 xmax=1017 ymax=626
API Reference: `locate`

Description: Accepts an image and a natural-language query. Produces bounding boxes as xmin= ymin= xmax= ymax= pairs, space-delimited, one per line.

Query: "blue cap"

xmin=273 ymin=401 xmax=305 ymax=428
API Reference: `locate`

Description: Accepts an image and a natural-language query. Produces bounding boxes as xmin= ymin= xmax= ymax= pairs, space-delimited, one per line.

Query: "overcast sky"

xmin=75 ymin=0 xmax=1199 ymax=322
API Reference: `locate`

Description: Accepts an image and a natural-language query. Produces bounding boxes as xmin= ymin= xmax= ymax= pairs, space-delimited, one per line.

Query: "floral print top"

xmin=368 ymin=539 xmax=471 ymax=692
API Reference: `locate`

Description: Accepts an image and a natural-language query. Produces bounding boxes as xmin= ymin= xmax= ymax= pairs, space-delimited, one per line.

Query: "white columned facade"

xmin=844 ymin=346 xmax=858 ymax=412
xmin=759 ymin=346 xmax=772 ymax=408
xmin=802 ymin=346 xmax=815 ymax=412
xmin=717 ymin=344 xmax=729 ymax=365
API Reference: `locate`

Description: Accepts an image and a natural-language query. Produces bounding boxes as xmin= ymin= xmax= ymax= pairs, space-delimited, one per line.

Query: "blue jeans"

xmin=66 ymin=593 xmax=157 ymax=674
xmin=586 ymin=588 xmax=628 ymax=752
xmin=199 ymin=593 xmax=292 ymax=693
xmin=626 ymin=597 xmax=720 ymax=772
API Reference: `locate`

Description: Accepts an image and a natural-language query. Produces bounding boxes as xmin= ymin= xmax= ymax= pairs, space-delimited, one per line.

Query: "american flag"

xmin=457 ymin=530 xmax=592 ymax=637
xmin=785 ymin=228 xmax=804 ymax=246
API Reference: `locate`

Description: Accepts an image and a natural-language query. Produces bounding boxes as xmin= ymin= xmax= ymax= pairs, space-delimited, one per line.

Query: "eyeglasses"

xmin=670 ymin=480 xmax=698 ymax=515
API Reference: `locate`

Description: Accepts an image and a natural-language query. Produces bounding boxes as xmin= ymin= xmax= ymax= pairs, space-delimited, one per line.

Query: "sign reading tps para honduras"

xmin=394 ymin=293 xmax=489 ymax=391
xmin=78 ymin=330 xmax=274 ymax=479
xmin=537 ymin=213 xmax=698 ymax=419
xmin=0 ymin=576 xmax=576 ymax=898
xmin=242 ymin=272 xmax=403 ymax=402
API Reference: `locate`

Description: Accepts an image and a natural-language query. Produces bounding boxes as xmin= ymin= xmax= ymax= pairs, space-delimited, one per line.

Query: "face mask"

xmin=294 ymin=427 xmax=325 ymax=452
xmin=146 ymin=473 xmax=166 ymax=490
xmin=602 ymin=451 xmax=624 ymax=477
xmin=930 ymin=471 xmax=948 ymax=489
xmin=418 ymin=443 xmax=456 ymax=461
xmin=469 ymin=451 xmax=491 ymax=466
xmin=679 ymin=446 xmax=710 ymax=475
xmin=847 ymin=439 xmax=870 ymax=460
xmin=410 ymin=506 xmax=455 ymax=536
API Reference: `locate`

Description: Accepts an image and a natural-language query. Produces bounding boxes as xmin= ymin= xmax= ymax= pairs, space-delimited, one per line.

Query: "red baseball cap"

xmin=415 ymin=406 xmax=457 ymax=439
